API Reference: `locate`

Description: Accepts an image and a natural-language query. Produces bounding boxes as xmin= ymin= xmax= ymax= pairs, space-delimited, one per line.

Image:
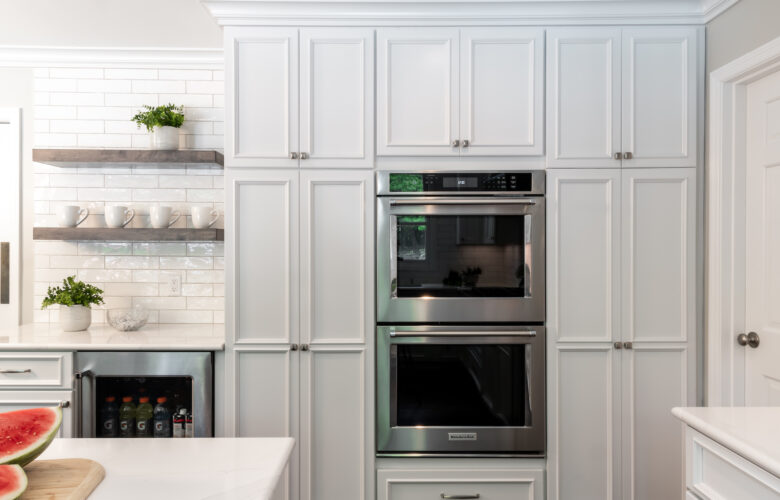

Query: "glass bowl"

xmin=107 ymin=306 xmax=149 ymax=332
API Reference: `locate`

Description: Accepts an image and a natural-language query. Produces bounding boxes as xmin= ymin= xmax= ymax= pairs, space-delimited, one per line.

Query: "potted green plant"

xmin=41 ymin=276 xmax=104 ymax=332
xmin=131 ymin=103 xmax=185 ymax=150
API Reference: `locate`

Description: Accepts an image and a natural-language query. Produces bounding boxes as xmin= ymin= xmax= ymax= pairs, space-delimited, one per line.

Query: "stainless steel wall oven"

xmin=376 ymin=171 xmax=546 ymax=456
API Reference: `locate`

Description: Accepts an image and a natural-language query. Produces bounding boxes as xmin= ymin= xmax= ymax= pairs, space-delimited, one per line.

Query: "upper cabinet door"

xmin=299 ymin=29 xmax=374 ymax=168
xmin=226 ymin=27 xmax=299 ymax=167
xmin=547 ymin=28 xmax=622 ymax=168
xmin=621 ymin=27 xmax=698 ymax=167
xmin=459 ymin=28 xmax=544 ymax=156
xmin=377 ymin=28 xmax=460 ymax=156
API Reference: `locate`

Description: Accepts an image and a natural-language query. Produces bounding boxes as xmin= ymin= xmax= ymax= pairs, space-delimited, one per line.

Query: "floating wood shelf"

xmin=33 ymin=227 xmax=224 ymax=242
xmin=32 ymin=149 xmax=224 ymax=168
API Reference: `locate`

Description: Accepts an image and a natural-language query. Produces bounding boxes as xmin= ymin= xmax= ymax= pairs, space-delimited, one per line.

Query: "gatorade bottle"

xmin=118 ymin=396 xmax=136 ymax=438
xmin=100 ymin=396 xmax=119 ymax=437
xmin=153 ymin=397 xmax=171 ymax=438
xmin=135 ymin=397 xmax=153 ymax=437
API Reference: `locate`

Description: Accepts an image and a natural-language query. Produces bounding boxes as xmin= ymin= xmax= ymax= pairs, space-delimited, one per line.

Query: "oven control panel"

xmin=387 ymin=172 xmax=538 ymax=193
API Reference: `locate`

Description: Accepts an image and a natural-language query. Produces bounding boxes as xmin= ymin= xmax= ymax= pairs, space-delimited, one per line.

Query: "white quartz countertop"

xmin=38 ymin=437 xmax=294 ymax=500
xmin=0 ymin=323 xmax=225 ymax=351
xmin=673 ymin=406 xmax=780 ymax=477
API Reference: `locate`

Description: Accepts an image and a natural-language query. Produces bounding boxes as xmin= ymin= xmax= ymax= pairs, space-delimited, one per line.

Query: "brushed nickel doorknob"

xmin=301 ymin=344 xmax=310 ymax=351
xmin=614 ymin=342 xmax=623 ymax=349
xmin=290 ymin=344 xmax=299 ymax=351
xmin=452 ymin=140 xmax=461 ymax=147
xmin=461 ymin=139 xmax=470 ymax=147
xmin=623 ymin=342 xmax=633 ymax=349
xmin=623 ymin=152 xmax=633 ymax=160
xmin=300 ymin=152 xmax=309 ymax=160
xmin=737 ymin=332 xmax=760 ymax=348
xmin=614 ymin=152 xmax=622 ymax=160
xmin=289 ymin=152 xmax=299 ymax=160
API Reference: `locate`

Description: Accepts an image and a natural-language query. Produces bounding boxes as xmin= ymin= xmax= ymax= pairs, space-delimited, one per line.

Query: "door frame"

xmin=0 ymin=108 xmax=21 ymax=327
xmin=707 ymin=36 xmax=780 ymax=405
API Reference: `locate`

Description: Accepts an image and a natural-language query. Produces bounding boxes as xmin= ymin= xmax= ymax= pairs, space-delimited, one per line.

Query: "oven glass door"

xmin=377 ymin=326 xmax=545 ymax=455
xmin=377 ymin=197 xmax=545 ymax=323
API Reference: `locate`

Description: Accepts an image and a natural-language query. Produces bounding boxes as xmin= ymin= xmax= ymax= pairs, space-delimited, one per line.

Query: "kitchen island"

xmin=37 ymin=437 xmax=294 ymax=499
xmin=673 ymin=406 xmax=780 ymax=498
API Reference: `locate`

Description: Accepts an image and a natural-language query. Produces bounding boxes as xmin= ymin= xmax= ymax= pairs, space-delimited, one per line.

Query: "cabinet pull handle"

xmin=300 ymin=152 xmax=309 ymax=160
xmin=623 ymin=152 xmax=633 ymax=160
xmin=461 ymin=139 xmax=470 ymax=147
xmin=441 ymin=495 xmax=480 ymax=499
xmin=0 ymin=242 xmax=8 ymax=305
xmin=623 ymin=342 xmax=633 ymax=349
xmin=452 ymin=140 xmax=460 ymax=147
xmin=614 ymin=152 xmax=622 ymax=160
xmin=614 ymin=342 xmax=623 ymax=349
xmin=301 ymin=344 xmax=309 ymax=352
xmin=290 ymin=344 xmax=299 ymax=351
xmin=58 ymin=401 xmax=70 ymax=408
xmin=0 ymin=369 xmax=31 ymax=374
xmin=289 ymin=152 xmax=299 ymax=160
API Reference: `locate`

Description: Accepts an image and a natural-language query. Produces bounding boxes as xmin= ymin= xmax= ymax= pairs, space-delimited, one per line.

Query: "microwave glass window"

xmin=394 ymin=343 xmax=531 ymax=427
xmin=394 ymin=215 xmax=530 ymax=297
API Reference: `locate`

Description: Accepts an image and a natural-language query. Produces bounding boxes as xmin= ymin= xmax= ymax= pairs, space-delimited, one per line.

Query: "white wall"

xmin=0 ymin=0 xmax=221 ymax=48
xmin=707 ymin=0 xmax=780 ymax=72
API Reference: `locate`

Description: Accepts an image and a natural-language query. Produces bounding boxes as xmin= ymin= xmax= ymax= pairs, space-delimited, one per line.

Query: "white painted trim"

xmin=707 ymin=35 xmax=780 ymax=406
xmin=0 ymin=46 xmax=223 ymax=69
xmin=202 ymin=0 xmax=739 ymax=26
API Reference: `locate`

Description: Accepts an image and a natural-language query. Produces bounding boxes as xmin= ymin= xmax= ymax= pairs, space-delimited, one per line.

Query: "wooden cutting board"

xmin=21 ymin=459 xmax=105 ymax=500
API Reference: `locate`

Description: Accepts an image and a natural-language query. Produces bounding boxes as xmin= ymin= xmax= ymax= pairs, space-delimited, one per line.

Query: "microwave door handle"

xmin=389 ymin=331 xmax=536 ymax=338
xmin=390 ymin=198 xmax=536 ymax=206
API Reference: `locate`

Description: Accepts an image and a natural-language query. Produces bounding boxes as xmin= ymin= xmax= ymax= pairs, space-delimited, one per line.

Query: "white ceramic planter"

xmin=151 ymin=126 xmax=180 ymax=150
xmin=59 ymin=305 xmax=92 ymax=332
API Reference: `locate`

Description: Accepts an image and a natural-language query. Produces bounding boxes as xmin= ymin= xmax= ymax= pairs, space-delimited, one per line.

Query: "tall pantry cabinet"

xmin=545 ymin=25 xmax=702 ymax=500
xmin=223 ymin=25 xmax=375 ymax=500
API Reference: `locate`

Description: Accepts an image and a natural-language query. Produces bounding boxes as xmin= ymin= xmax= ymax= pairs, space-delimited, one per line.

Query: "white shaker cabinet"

xmin=377 ymin=27 xmax=544 ymax=157
xmin=547 ymin=27 xmax=700 ymax=168
xmin=547 ymin=168 xmax=696 ymax=500
xmin=225 ymin=169 xmax=373 ymax=500
xmin=226 ymin=28 xmax=374 ymax=167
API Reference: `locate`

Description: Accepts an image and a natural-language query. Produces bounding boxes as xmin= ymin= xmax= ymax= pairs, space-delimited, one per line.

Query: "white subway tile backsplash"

xmin=133 ymin=296 xmax=186 ymax=310
xmin=132 ymin=80 xmax=185 ymax=94
xmin=78 ymin=242 xmax=133 ymax=256
xmin=132 ymin=188 xmax=186 ymax=202
xmin=105 ymin=68 xmax=157 ymax=80
xmin=49 ymin=174 xmax=104 ymax=188
xmin=187 ymin=297 xmax=224 ymax=310
xmin=35 ymin=106 xmax=78 ymax=120
xmin=49 ymin=68 xmax=103 ymax=79
xmin=186 ymin=80 xmax=224 ymax=94
xmin=185 ymin=107 xmax=224 ymax=122
xmin=185 ymin=135 xmax=222 ymax=149
xmin=33 ymin=119 xmax=50 ymax=133
xmin=159 ymin=69 xmax=212 ymax=81
xmin=77 ymin=187 xmax=133 ymax=201
xmin=49 ymin=92 xmax=104 ymax=106
xmin=160 ymin=257 xmax=213 ymax=270
xmin=33 ymin=92 xmax=49 ymax=105
xmin=34 ymin=133 xmax=77 ymax=147
xmin=77 ymin=106 xmax=135 ymax=120
xmin=133 ymin=242 xmax=187 ymax=256
xmin=34 ymin=241 xmax=78 ymax=255
xmin=105 ymin=256 xmax=159 ymax=269
xmin=159 ymin=93 xmax=212 ymax=107
xmin=49 ymin=255 xmax=104 ymax=269
xmin=104 ymin=121 xmax=145 ymax=135
xmin=187 ymin=189 xmax=223 ymax=203
xmin=102 ymin=282 xmax=159 ymax=296
xmin=78 ymin=134 xmax=132 ymax=148
xmin=34 ymin=187 xmax=78 ymax=200
xmin=77 ymin=79 xmax=132 ymax=93
xmin=105 ymin=93 xmax=158 ymax=107
xmin=77 ymin=269 xmax=133 ymax=282
xmin=159 ymin=310 xmax=213 ymax=324
xmin=105 ymin=175 xmax=157 ymax=188
xmin=212 ymin=71 xmax=224 ymax=81
xmin=50 ymin=120 xmax=104 ymax=134
xmin=34 ymin=78 xmax=78 ymax=92
xmin=181 ymin=283 xmax=213 ymax=297
xmin=159 ymin=175 xmax=211 ymax=189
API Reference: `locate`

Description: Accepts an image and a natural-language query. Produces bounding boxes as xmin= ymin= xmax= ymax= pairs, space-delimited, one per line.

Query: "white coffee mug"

xmin=105 ymin=206 xmax=134 ymax=228
xmin=57 ymin=205 xmax=88 ymax=227
xmin=191 ymin=206 xmax=219 ymax=229
xmin=150 ymin=206 xmax=181 ymax=229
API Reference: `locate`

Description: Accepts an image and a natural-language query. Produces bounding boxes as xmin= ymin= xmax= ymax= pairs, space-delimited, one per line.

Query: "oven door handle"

xmin=390 ymin=198 xmax=535 ymax=206
xmin=389 ymin=331 xmax=536 ymax=338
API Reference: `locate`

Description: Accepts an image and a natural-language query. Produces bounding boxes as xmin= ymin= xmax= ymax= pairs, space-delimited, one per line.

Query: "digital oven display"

xmin=442 ymin=177 xmax=478 ymax=189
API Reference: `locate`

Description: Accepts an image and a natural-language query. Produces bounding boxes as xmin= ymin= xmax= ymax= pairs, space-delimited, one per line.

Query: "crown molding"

xmin=0 ymin=46 xmax=223 ymax=69
xmin=202 ymin=0 xmax=741 ymax=26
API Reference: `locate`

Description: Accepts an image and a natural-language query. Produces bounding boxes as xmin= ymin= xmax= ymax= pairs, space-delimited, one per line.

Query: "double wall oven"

xmin=376 ymin=171 xmax=546 ymax=456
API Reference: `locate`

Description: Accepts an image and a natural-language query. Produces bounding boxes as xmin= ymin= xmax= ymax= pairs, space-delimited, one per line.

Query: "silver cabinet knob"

xmin=290 ymin=344 xmax=299 ymax=351
xmin=623 ymin=342 xmax=633 ymax=350
xmin=301 ymin=344 xmax=309 ymax=351
xmin=461 ymin=139 xmax=470 ymax=147
xmin=614 ymin=342 xmax=623 ymax=349
xmin=300 ymin=152 xmax=309 ymax=160
xmin=452 ymin=140 xmax=460 ymax=147
xmin=737 ymin=332 xmax=760 ymax=348
xmin=289 ymin=152 xmax=299 ymax=160
xmin=614 ymin=152 xmax=622 ymax=160
xmin=623 ymin=152 xmax=633 ymax=160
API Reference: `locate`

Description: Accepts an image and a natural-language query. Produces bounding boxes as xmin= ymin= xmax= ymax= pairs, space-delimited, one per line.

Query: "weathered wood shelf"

xmin=32 ymin=149 xmax=224 ymax=168
xmin=33 ymin=227 xmax=224 ymax=242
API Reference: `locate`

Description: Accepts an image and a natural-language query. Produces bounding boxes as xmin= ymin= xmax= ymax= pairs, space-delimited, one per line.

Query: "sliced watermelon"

xmin=0 ymin=407 xmax=61 ymax=467
xmin=0 ymin=465 xmax=27 ymax=499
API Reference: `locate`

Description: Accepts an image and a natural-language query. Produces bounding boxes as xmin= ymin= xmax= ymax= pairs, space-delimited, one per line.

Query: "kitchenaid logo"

xmin=448 ymin=432 xmax=477 ymax=441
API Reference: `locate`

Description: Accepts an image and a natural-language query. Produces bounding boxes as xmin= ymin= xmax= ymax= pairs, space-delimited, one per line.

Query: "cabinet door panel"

xmin=377 ymin=28 xmax=459 ymax=156
xmin=547 ymin=170 xmax=620 ymax=343
xmin=300 ymin=349 xmax=365 ymax=500
xmin=622 ymin=169 xmax=695 ymax=343
xmin=622 ymin=28 xmax=698 ymax=167
xmin=550 ymin=346 xmax=621 ymax=500
xmin=0 ymin=391 xmax=72 ymax=438
xmin=228 ymin=170 xmax=298 ymax=344
xmin=547 ymin=28 xmax=621 ymax=168
xmin=460 ymin=27 xmax=544 ymax=156
xmin=226 ymin=27 xmax=298 ymax=167
xmin=300 ymin=170 xmax=372 ymax=344
xmin=624 ymin=347 xmax=692 ymax=500
xmin=300 ymin=29 xmax=374 ymax=168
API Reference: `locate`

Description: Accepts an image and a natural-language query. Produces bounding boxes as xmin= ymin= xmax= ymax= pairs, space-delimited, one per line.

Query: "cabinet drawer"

xmin=0 ymin=390 xmax=73 ymax=437
xmin=687 ymin=428 xmax=780 ymax=499
xmin=0 ymin=352 xmax=72 ymax=389
xmin=378 ymin=469 xmax=543 ymax=500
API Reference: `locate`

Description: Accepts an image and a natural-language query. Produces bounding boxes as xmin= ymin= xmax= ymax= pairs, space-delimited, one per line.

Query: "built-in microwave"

xmin=376 ymin=171 xmax=545 ymax=324
xmin=376 ymin=325 xmax=545 ymax=455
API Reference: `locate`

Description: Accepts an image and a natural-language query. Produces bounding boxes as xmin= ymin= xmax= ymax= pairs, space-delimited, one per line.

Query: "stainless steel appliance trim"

xmin=377 ymin=170 xmax=546 ymax=196
xmin=390 ymin=198 xmax=536 ymax=206
xmin=376 ymin=325 xmax=546 ymax=454
xmin=390 ymin=330 xmax=536 ymax=337
xmin=74 ymin=352 xmax=213 ymax=438
xmin=0 ymin=242 xmax=9 ymax=305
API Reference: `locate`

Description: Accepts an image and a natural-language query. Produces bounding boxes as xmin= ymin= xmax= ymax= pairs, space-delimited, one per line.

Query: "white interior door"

xmin=745 ymin=69 xmax=780 ymax=405
xmin=0 ymin=108 xmax=20 ymax=328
